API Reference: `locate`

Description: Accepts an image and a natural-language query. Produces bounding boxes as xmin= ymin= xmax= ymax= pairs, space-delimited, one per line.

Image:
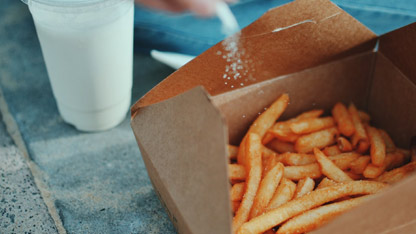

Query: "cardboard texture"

xmin=131 ymin=0 xmax=416 ymax=233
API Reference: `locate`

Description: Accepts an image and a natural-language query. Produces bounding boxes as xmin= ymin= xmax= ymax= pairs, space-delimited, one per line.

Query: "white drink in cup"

xmin=23 ymin=0 xmax=134 ymax=131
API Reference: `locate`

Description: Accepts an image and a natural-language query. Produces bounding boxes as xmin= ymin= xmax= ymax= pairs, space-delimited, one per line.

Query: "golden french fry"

xmin=229 ymin=164 xmax=246 ymax=181
xmin=228 ymin=145 xmax=239 ymax=160
xmin=266 ymin=178 xmax=296 ymax=211
xmin=262 ymin=153 xmax=277 ymax=178
xmin=231 ymin=182 xmax=245 ymax=202
xmin=238 ymin=94 xmax=289 ymax=165
xmin=323 ymin=145 xmax=342 ymax=156
xmin=358 ymin=110 xmax=371 ymax=123
xmin=290 ymin=117 xmax=335 ymax=135
xmin=348 ymin=103 xmax=368 ymax=146
xmin=267 ymin=122 xmax=300 ymax=143
xmin=332 ymin=102 xmax=355 ymax=137
xmin=250 ymin=163 xmax=284 ymax=219
xmin=366 ymin=125 xmax=386 ymax=167
xmin=232 ymin=201 xmax=241 ymax=214
xmin=356 ymin=140 xmax=370 ymax=154
xmin=376 ymin=161 xmax=416 ymax=184
xmin=284 ymin=163 xmax=322 ymax=180
xmin=379 ymin=129 xmax=396 ymax=153
xmin=316 ymin=177 xmax=337 ymax=189
xmin=266 ymin=139 xmax=295 ymax=153
xmin=261 ymin=146 xmax=278 ymax=171
xmin=233 ymin=133 xmax=263 ymax=232
xmin=314 ymin=148 xmax=353 ymax=182
xmin=276 ymin=196 xmax=371 ymax=234
xmin=363 ymin=152 xmax=406 ymax=179
xmin=349 ymin=156 xmax=371 ymax=174
xmin=337 ymin=137 xmax=353 ymax=152
xmin=294 ymin=177 xmax=315 ymax=198
xmin=329 ymin=152 xmax=360 ymax=171
xmin=282 ymin=152 xmax=316 ymax=166
xmin=263 ymin=109 xmax=323 ymax=145
xmin=295 ymin=109 xmax=324 ymax=119
xmin=295 ymin=127 xmax=338 ymax=153
xmin=237 ymin=181 xmax=386 ymax=234
xmin=344 ymin=171 xmax=363 ymax=180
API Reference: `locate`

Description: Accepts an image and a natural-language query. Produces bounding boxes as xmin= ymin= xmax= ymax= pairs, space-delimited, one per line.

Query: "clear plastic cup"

xmin=23 ymin=0 xmax=134 ymax=131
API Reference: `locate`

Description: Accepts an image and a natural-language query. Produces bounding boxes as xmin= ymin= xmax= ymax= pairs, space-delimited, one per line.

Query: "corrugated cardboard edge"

xmin=131 ymin=0 xmax=377 ymax=113
xmin=131 ymin=87 xmax=231 ymax=234
xmin=379 ymin=22 xmax=416 ymax=86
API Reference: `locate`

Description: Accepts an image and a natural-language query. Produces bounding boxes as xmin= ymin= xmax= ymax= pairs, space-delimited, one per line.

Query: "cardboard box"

xmin=130 ymin=0 xmax=416 ymax=233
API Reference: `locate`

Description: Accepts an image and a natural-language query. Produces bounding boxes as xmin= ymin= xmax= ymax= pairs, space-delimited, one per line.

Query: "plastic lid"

xmin=22 ymin=0 xmax=122 ymax=8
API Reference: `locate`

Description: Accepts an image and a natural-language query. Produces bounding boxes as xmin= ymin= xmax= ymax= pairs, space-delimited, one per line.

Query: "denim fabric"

xmin=134 ymin=0 xmax=416 ymax=55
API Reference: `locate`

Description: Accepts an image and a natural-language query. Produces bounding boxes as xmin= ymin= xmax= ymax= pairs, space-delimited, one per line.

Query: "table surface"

xmin=0 ymin=0 xmax=415 ymax=233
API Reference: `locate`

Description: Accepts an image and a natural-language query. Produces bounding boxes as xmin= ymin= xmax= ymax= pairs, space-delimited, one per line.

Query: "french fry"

xmin=229 ymin=164 xmax=246 ymax=181
xmin=316 ymin=177 xmax=337 ymax=189
xmin=323 ymin=145 xmax=341 ymax=156
xmin=263 ymin=109 xmax=323 ymax=145
xmin=237 ymin=181 xmax=386 ymax=234
xmin=228 ymin=145 xmax=239 ymax=160
xmin=356 ymin=140 xmax=370 ymax=154
xmin=282 ymin=152 xmax=316 ymax=166
xmin=379 ymin=129 xmax=396 ymax=153
xmin=332 ymin=102 xmax=355 ymax=137
xmin=295 ymin=109 xmax=324 ymax=119
xmin=233 ymin=133 xmax=263 ymax=232
xmin=267 ymin=122 xmax=300 ymax=143
xmin=262 ymin=153 xmax=277 ymax=178
xmin=238 ymin=94 xmax=289 ymax=165
xmin=231 ymin=182 xmax=245 ymax=202
xmin=314 ymin=148 xmax=353 ymax=182
xmin=250 ymin=163 xmax=284 ymax=219
xmin=337 ymin=137 xmax=353 ymax=152
xmin=294 ymin=177 xmax=315 ymax=198
xmin=376 ymin=161 xmax=416 ymax=184
xmin=261 ymin=146 xmax=278 ymax=170
xmin=344 ymin=171 xmax=363 ymax=180
xmin=295 ymin=127 xmax=338 ymax=153
xmin=349 ymin=156 xmax=371 ymax=174
xmin=284 ymin=163 xmax=322 ymax=180
xmin=363 ymin=152 xmax=406 ymax=179
xmin=290 ymin=117 xmax=335 ymax=134
xmin=366 ymin=125 xmax=386 ymax=167
xmin=276 ymin=196 xmax=371 ymax=234
xmin=358 ymin=110 xmax=371 ymax=123
xmin=348 ymin=103 xmax=368 ymax=146
xmin=232 ymin=201 xmax=241 ymax=214
xmin=266 ymin=178 xmax=296 ymax=212
xmin=329 ymin=152 xmax=360 ymax=170
xmin=266 ymin=139 xmax=294 ymax=153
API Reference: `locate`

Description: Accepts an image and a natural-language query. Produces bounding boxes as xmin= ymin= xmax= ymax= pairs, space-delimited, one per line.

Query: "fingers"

xmin=136 ymin=0 xmax=238 ymax=17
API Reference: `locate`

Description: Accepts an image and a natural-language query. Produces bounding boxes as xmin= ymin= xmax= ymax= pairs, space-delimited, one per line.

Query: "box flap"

xmin=131 ymin=87 xmax=231 ymax=234
xmin=132 ymin=0 xmax=377 ymax=112
xmin=379 ymin=22 xmax=416 ymax=86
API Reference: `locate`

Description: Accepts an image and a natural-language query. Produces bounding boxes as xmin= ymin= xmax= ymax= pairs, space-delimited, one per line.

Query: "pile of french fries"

xmin=228 ymin=93 xmax=416 ymax=234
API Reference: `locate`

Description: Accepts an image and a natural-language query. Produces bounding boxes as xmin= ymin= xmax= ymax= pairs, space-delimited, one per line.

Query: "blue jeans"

xmin=134 ymin=0 xmax=416 ymax=55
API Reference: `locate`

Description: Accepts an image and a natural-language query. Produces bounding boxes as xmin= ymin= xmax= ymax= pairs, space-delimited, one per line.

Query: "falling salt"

xmin=242 ymin=115 xmax=246 ymax=118
xmin=216 ymin=51 xmax=222 ymax=55
xmin=231 ymin=85 xmax=234 ymax=88
xmin=240 ymin=83 xmax=244 ymax=86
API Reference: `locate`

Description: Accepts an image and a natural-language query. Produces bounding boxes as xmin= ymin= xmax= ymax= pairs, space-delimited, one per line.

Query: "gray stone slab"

xmin=0 ymin=112 xmax=58 ymax=234
xmin=0 ymin=0 xmax=176 ymax=233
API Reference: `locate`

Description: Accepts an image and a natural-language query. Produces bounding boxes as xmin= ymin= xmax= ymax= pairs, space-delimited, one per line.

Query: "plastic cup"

xmin=23 ymin=0 xmax=134 ymax=131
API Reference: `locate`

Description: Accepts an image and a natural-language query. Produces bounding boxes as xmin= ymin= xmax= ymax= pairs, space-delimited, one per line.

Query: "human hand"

xmin=135 ymin=0 xmax=237 ymax=17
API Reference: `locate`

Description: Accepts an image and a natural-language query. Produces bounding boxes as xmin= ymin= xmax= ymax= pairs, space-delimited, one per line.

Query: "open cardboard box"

xmin=130 ymin=0 xmax=416 ymax=233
